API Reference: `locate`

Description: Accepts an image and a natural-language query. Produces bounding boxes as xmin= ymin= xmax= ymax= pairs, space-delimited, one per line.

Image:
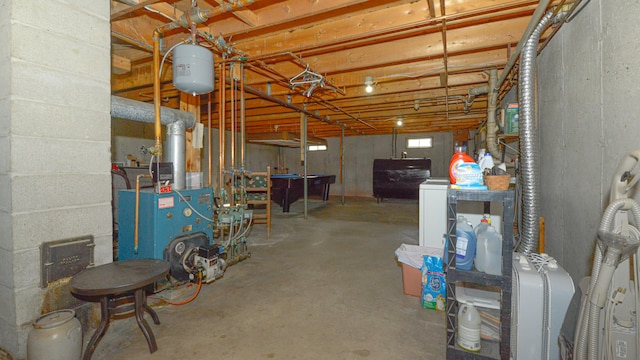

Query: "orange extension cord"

xmin=167 ymin=272 xmax=203 ymax=306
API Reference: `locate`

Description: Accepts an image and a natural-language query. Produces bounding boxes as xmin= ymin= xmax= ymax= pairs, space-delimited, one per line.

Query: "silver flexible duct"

xmin=166 ymin=120 xmax=186 ymax=190
xmin=515 ymin=10 xmax=555 ymax=255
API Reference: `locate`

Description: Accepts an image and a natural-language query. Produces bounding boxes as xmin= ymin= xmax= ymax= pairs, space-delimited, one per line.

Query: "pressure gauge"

xmin=174 ymin=242 xmax=185 ymax=255
xmin=183 ymin=208 xmax=192 ymax=217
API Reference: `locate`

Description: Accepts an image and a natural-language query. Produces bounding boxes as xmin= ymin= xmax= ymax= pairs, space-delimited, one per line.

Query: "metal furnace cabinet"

xmin=117 ymin=188 xmax=215 ymax=261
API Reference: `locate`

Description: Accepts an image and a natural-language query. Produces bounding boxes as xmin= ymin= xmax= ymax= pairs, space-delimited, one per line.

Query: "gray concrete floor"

xmin=92 ymin=197 xmax=446 ymax=359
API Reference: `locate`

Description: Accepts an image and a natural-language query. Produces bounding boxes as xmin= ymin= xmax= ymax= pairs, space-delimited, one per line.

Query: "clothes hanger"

xmin=290 ymin=65 xmax=324 ymax=86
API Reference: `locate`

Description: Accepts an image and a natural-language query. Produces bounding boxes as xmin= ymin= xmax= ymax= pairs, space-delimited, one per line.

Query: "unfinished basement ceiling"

xmin=111 ymin=0 xmax=567 ymax=138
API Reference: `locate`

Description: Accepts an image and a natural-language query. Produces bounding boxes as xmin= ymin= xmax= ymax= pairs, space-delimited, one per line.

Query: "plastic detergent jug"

xmin=449 ymin=146 xmax=475 ymax=184
xmin=458 ymin=302 xmax=482 ymax=352
xmin=456 ymin=216 xmax=476 ymax=271
xmin=476 ymin=225 xmax=503 ymax=275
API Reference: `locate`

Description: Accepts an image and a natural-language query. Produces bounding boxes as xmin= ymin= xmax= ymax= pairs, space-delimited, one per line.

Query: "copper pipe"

xmin=218 ymin=62 xmax=226 ymax=197
xmin=203 ymin=0 xmax=255 ymax=19
xmin=134 ymin=173 xmax=151 ymax=254
xmin=230 ymin=64 xmax=236 ymax=206
xmin=240 ymin=62 xmax=246 ymax=171
xmin=240 ymin=62 xmax=246 ymax=204
xmin=208 ymin=92 xmax=212 ymax=188
xmin=152 ymin=29 xmax=163 ymax=160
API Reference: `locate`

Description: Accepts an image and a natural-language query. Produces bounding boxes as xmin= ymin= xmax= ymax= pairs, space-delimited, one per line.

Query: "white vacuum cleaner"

xmin=574 ymin=150 xmax=640 ymax=360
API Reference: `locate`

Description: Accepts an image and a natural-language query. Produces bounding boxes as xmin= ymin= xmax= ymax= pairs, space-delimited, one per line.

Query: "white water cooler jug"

xmin=27 ymin=309 xmax=82 ymax=360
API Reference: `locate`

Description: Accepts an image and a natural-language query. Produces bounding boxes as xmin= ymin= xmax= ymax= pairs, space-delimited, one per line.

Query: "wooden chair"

xmin=245 ymin=166 xmax=271 ymax=236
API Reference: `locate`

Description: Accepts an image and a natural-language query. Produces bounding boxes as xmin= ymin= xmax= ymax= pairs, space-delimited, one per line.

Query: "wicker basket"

xmin=484 ymin=175 xmax=511 ymax=190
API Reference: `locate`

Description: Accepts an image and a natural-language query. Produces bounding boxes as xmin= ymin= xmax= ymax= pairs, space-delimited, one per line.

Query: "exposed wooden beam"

xmin=213 ymin=0 xmax=258 ymax=26
xmin=111 ymin=0 xmax=171 ymax=21
xmin=427 ymin=0 xmax=436 ymax=18
xmin=111 ymin=54 xmax=132 ymax=74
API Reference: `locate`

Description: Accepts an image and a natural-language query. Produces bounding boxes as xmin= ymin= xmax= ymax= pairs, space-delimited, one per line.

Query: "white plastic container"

xmin=473 ymin=217 xmax=490 ymax=272
xmin=27 ymin=310 xmax=82 ymax=360
xmin=476 ymin=225 xmax=502 ymax=275
xmin=456 ymin=216 xmax=476 ymax=270
xmin=457 ymin=302 xmax=482 ymax=352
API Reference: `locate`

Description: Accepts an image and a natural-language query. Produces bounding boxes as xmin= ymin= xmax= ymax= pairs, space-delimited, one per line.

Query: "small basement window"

xmin=406 ymin=137 xmax=433 ymax=149
xmin=308 ymin=145 xmax=327 ymax=151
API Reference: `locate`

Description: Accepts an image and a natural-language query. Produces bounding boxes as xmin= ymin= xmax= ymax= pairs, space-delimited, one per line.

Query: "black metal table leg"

xmin=142 ymin=291 xmax=160 ymax=325
xmin=70 ymin=259 xmax=170 ymax=358
xmin=83 ymin=296 xmax=111 ymax=360
xmin=134 ymin=289 xmax=158 ymax=353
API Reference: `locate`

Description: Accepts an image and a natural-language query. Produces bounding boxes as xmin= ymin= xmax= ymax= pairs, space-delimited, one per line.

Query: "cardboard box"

xmin=401 ymin=263 xmax=422 ymax=297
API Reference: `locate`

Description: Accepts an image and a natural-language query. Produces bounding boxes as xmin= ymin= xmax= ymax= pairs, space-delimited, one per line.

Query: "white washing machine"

xmin=419 ymin=178 xmax=503 ymax=251
xmin=419 ymin=178 xmax=449 ymax=250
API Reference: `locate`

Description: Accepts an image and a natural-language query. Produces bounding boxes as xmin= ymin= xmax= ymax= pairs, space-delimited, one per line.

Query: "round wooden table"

xmin=70 ymin=259 xmax=170 ymax=360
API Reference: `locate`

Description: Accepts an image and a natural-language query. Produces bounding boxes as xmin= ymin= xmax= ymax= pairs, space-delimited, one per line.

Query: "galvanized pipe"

xmin=495 ymin=0 xmax=553 ymax=91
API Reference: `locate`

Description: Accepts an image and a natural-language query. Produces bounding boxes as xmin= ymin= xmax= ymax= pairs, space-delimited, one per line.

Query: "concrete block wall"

xmin=110 ymin=125 xmax=454 ymax=199
xmin=538 ymin=0 xmax=640 ymax=282
xmin=0 ymin=1 xmax=111 ymax=358
xmin=280 ymin=132 xmax=454 ymax=197
xmin=0 ymin=0 xmax=15 ymax=357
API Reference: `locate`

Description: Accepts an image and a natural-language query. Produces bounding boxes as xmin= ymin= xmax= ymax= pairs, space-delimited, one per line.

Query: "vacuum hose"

xmin=574 ymin=198 xmax=640 ymax=359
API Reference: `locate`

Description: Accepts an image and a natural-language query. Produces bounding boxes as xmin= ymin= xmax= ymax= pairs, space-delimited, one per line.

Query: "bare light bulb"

xmin=364 ymin=76 xmax=373 ymax=93
xmin=397 ymin=118 xmax=403 ymax=126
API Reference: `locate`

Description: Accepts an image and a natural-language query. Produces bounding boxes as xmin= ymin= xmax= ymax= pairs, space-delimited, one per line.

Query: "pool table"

xmin=271 ymin=174 xmax=336 ymax=212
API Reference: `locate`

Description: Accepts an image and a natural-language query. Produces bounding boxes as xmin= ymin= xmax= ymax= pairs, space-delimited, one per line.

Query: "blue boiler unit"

xmin=118 ymin=188 xmax=215 ymax=280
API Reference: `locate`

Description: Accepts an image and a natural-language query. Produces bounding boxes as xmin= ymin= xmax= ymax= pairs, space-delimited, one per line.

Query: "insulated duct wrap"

xmin=516 ymin=10 xmax=555 ymax=255
xmin=111 ymin=96 xmax=196 ymax=129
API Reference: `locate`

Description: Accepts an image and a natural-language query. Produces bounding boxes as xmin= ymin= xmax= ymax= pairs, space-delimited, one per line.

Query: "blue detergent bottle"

xmin=456 ymin=216 xmax=477 ymax=270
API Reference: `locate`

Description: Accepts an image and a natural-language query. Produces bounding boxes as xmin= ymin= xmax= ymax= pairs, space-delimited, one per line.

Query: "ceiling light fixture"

xmin=397 ymin=116 xmax=403 ymax=127
xmin=364 ymin=76 xmax=374 ymax=93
